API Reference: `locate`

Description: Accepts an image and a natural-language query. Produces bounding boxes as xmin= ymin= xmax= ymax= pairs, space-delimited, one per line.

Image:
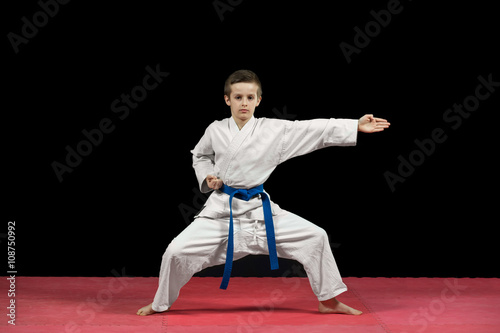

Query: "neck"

xmin=233 ymin=116 xmax=251 ymax=130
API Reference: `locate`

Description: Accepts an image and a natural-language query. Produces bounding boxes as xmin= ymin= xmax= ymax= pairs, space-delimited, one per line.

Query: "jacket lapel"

xmin=218 ymin=116 xmax=256 ymax=182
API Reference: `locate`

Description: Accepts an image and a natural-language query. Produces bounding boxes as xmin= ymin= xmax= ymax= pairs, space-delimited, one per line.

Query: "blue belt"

xmin=219 ymin=184 xmax=279 ymax=289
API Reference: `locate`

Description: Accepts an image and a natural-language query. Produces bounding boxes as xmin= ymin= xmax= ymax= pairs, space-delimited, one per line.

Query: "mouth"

xmin=239 ymin=109 xmax=249 ymax=113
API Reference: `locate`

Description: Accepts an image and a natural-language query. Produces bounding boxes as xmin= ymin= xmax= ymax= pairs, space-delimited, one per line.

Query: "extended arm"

xmin=278 ymin=115 xmax=390 ymax=164
xmin=278 ymin=118 xmax=358 ymax=163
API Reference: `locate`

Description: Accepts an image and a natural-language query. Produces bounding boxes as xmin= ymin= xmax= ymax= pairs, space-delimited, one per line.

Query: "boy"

xmin=137 ymin=69 xmax=390 ymax=316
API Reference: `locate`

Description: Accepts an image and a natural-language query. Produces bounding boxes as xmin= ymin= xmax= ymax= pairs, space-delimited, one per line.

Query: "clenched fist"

xmin=206 ymin=175 xmax=223 ymax=190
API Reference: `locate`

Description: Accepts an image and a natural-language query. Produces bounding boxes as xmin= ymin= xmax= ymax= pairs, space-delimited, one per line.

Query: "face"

xmin=224 ymin=82 xmax=262 ymax=127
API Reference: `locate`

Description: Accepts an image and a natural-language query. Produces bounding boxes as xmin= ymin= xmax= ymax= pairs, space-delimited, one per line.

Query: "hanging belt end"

xmin=270 ymin=259 xmax=279 ymax=271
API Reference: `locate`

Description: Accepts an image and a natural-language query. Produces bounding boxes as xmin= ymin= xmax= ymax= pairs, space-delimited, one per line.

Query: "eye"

xmin=235 ymin=96 xmax=241 ymax=100
xmin=248 ymin=96 xmax=254 ymax=100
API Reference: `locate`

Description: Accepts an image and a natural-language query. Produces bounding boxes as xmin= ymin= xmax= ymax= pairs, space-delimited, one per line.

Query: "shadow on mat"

xmin=159 ymin=306 xmax=319 ymax=315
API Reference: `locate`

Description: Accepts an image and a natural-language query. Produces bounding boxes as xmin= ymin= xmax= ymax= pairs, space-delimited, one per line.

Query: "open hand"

xmin=358 ymin=114 xmax=391 ymax=133
xmin=206 ymin=175 xmax=223 ymax=190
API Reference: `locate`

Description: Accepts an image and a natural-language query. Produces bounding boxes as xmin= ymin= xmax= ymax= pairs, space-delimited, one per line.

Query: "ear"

xmin=224 ymin=95 xmax=231 ymax=106
xmin=255 ymin=96 xmax=262 ymax=107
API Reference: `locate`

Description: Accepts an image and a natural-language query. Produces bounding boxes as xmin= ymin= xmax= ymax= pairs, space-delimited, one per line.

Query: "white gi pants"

xmin=152 ymin=210 xmax=347 ymax=312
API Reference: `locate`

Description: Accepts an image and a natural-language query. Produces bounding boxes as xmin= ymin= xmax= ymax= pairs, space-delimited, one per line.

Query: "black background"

xmin=4 ymin=1 xmax=499 ymax=278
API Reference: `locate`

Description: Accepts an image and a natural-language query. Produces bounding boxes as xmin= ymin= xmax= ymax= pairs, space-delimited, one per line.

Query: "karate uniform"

xmin=152 ymin=116 xmax=358 ymax=312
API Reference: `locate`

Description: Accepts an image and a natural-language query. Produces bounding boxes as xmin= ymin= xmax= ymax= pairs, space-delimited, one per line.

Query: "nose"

xmin=242 ymin=98 xmax=248 ymax=107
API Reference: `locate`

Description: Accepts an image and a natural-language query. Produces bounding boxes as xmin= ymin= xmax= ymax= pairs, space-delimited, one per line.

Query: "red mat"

xmin=1 ymin=276 xmax=499 ymax=332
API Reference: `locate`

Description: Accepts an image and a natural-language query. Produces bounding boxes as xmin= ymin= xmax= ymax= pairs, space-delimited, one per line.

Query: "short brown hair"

xmin=224 ymin=69 xmax=262 ymax=99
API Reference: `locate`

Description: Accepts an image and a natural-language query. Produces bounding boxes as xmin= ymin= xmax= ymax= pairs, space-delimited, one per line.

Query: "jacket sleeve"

xmin=278 ymin=118 xmax=358 ymax=164
xmin=191 ymin=125 xmax=216 ymax=193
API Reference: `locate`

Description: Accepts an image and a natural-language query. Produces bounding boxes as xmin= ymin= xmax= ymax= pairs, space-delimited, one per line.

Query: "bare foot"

xmin=318 ymin=298 xmax=363 ymax=315
xmin=137 ymin=303 xmax=168 ymax=316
